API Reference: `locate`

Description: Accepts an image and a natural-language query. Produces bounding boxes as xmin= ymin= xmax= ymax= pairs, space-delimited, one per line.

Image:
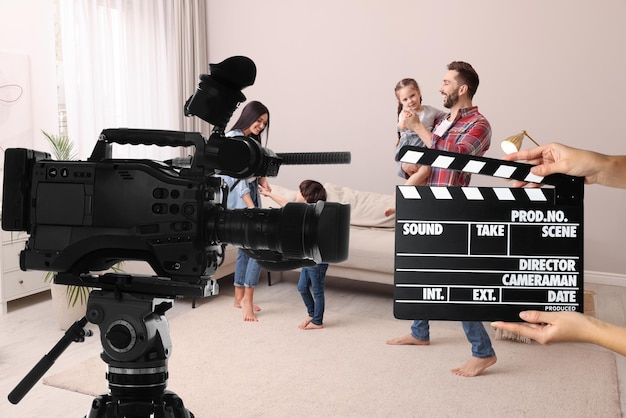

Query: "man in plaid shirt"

xmin=387 ymin=61 xmax=496 ymax=377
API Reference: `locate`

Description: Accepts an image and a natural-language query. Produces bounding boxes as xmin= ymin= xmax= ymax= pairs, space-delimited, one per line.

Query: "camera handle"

xmin=8 ymin=317 xmax=93 ymax=405
xmin=89 ymin=129 xmax=206 ymax=162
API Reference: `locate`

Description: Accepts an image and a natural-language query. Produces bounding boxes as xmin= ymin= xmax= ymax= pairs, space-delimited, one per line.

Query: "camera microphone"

xmin=277 ymin=152 xmax=351 ymax=165
xmin=166 ymin=153 xmax=352 ymax=169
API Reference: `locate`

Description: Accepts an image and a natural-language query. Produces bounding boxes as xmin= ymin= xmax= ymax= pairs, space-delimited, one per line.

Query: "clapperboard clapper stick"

xmin=394 ymin=146 xmax=584 ymax=322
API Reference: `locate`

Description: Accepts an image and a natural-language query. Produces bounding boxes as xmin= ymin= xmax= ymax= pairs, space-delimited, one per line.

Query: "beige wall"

xmin=207 ymin=0 xmax=626 ymax=277
xmin=1 ymin=0 xmax=624 ymax=277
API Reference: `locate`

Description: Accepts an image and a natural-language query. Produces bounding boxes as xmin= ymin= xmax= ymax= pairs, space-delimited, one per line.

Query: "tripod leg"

xmin=84 ymin=392 xmax=194 ymax=418
xmin=162 ymin=391 xmax=194 ymax=418
xmin=84 ymin=394 xmax=110 ymax=418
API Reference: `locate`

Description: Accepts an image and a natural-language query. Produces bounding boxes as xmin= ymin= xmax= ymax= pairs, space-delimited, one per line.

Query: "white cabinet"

xmin=1 ymin=230 xmax=48 ymax=314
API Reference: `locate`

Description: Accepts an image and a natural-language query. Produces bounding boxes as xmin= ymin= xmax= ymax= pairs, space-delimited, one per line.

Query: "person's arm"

xmin=241 ymin=193 xmax=255 ymax=208
xmin=491 ymin=311 xmax=626 ymax=356
xmin=404 ymin=110 xmax=490 ymax=157
xmin=258 ymin=185 xmax=288 ymax=207
xmin=399 ymin=110 xmax=434 ymax=147
xmin=503 ymin=143 xmax=626 ymax=189
xmin=493 ymin=143 xmax=626 ymax=356
xmin=230 ymin=177 xmax=255 ymax=208
xmin=258 ymin=176 xmax=272 ymax=192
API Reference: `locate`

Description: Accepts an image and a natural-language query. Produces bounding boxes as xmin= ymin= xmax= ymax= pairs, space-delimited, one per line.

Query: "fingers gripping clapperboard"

xmin=394 ymin=146 xmax=584 ymax=322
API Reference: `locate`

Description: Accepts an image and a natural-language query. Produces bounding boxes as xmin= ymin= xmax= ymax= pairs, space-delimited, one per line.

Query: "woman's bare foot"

xmin=386 ymin=334 xmax=430 ymax=345
xmin=303 ymin=322 xmax=324 ymax=330
xmin=233 ymin=302 xmax=261 ymax=312
xmin=298 ymin=316 xmax=313 ymax=329
xmin=234 ymin=286 xmax=244 ymax=309
xmin=241 ymin=300 xmax=258 ymax=322
xmin=242 ymin=308 xmax=258 ymax=322
xmin=451 ymin=355 xmax=497 ymax=377
xmin=241 ymin=288 xmax=258 ymax=322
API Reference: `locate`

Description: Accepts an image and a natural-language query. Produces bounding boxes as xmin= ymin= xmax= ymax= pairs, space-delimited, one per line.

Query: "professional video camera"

xmin=2 ymin=55 xmax=350 ymax=296
xmin=3 ymin=56 xmax=350 ymax=417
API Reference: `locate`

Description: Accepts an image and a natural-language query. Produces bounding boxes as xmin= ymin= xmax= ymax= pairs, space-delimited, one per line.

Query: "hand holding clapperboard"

xmin=394 ymin=146 xmax=584 ymax=322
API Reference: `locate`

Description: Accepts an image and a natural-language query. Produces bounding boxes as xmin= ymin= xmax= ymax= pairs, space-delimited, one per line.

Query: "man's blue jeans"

xmin=234 ymin=249 xmax=262 ymax=288
xmin=298 ymin=263 xmax=329 ymax=325
xmin=410 ymin=320 xmax=495 ymax=358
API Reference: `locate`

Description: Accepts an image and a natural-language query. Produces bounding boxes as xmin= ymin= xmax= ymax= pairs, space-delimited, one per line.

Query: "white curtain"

xmin=59 ymin=0 xmax=208 ymax=161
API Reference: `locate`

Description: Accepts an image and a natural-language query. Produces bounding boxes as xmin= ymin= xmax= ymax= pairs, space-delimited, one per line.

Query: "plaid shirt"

xmin=428 ymin=106 xmax=491 ymax=187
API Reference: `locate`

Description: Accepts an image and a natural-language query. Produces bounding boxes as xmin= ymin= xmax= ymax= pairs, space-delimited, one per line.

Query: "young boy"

xmin=259 ymin=180 xmax=329 ymax=329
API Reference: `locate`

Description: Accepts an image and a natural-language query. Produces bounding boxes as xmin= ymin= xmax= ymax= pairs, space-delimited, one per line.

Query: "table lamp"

xmin=500 ymin=130 xmax=540 ymax=154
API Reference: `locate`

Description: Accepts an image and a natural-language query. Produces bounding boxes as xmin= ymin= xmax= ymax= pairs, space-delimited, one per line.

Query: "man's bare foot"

xmin=384 ymin=207 xmax=396 ymax=217
xmin=298 ymin=316 xmax=313 ymax=329
xmin=386 ymin=334 xmax=430 ymax=345
xmin=451 ymin=355 xmax=497 ymax=377
xmin=303 ymin=322 xmax=323 ymax=330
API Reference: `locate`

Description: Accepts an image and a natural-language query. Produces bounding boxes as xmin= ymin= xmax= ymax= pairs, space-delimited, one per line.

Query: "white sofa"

xmin=260 ymin=183 xmax=395 ymax=286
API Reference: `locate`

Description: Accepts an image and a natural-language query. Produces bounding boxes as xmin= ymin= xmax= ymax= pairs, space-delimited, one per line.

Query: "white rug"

xmin=44 ymin=294 xmax=621 ymax=417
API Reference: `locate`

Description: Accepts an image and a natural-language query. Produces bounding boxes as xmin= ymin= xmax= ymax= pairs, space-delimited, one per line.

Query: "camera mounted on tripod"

xmin=4 ymin=56 xmax=351 ymax=415
xmin=2 ymin=55 xmax=351 ymax=299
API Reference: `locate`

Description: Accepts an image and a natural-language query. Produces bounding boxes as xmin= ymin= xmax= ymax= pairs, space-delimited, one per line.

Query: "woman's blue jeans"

xmin=234 ymin=249 xmax=262 ymax=288
xmin=298 ymin=263 xmax=329 ymax=325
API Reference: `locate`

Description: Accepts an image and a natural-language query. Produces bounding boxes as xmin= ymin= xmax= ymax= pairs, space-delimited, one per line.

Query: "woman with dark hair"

xmin=220 ymin=100 xmax=271 ymax=322
xmin=259 ymin=180 xmax=330 ymax=329
xmin=229 ymin=100 xmax=270 ymax=146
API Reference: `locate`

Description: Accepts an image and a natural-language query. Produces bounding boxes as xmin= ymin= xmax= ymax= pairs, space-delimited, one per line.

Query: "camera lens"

xmin=214 ymin=201 xmax=350 ymax=264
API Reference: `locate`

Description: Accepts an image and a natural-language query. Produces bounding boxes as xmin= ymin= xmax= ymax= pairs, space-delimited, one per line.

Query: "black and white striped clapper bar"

xmin=394 ymin=146 xmax=584 ymax=322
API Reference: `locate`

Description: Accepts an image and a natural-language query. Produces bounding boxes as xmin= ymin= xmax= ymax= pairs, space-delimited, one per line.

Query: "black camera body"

xmin=2 ymin=128 xmax=349 ymax=292
xmin=3 ymin=131 xmax=225 ymax=281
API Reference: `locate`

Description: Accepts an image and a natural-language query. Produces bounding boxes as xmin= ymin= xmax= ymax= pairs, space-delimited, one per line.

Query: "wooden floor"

xmin=0 ymin=275 xmax=624 ymax=417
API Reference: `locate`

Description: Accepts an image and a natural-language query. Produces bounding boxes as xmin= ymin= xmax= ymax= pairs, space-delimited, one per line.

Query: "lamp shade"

xmin=500 ymin=130 xmax=540 ymax=154
xmin=501 ymin=132 xmax=525 ymax=154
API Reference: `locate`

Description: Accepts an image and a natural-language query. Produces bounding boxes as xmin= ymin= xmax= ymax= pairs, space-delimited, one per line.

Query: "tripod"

xmin=84 ymin=289 xmax=192 ymax=417
xmin=8 ymin=273 xmax=218 ymax=417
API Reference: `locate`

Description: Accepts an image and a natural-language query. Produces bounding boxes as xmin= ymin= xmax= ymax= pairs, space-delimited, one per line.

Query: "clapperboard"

xmin=394 ymin=146 xmax=584 ymax=322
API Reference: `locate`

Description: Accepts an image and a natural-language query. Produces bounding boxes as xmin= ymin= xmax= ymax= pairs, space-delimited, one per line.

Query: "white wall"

xmin=206 ymin=0 xmax=626 ymax=276
xmin=0 ymin=0 xmax=58 ymax=151
xmin=1 ymin=0 xmax=624 ymax=277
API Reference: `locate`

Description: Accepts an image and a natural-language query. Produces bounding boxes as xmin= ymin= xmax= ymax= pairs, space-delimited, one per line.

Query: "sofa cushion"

xmin=336 ymin=226 xmax=395 ymax=273
xmin=324 ymin=183 xmax=394 ymax=228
